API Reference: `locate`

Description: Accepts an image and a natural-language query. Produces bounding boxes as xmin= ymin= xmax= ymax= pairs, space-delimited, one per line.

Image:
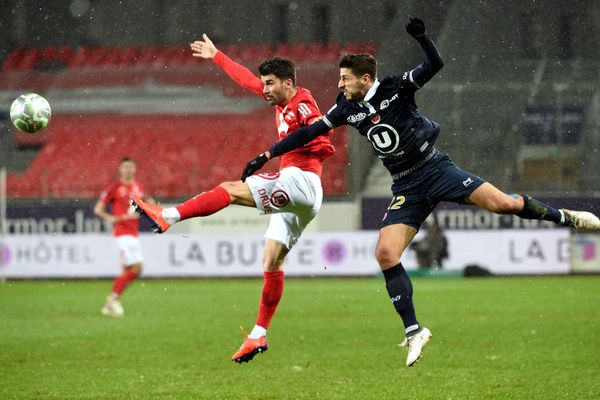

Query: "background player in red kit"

xmin=94 ymin=157 xmax=146 ymax=317
xmin=132 ymin=34 xmax=334 ymax=363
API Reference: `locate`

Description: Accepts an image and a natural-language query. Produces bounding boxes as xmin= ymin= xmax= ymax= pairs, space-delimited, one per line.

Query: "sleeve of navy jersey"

xmin=403 ymin=36 xmax=444 ymax=90
xmin=322 ymin=92 xmax=350 ymax=128
xmin=268 ymin=119 xmax=332 ymax=157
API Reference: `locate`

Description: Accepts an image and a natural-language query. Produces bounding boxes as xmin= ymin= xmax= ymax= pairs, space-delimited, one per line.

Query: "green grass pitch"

xmin=1 ymin=276 xmax=599 ymax=399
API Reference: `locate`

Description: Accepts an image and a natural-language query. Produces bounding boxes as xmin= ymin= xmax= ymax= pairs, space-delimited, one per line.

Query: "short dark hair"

xmin=258 ymin=57 xmax=296 ymax=85
xmin=339 ymin=54 xmax=377 ymax=80
xmin=120 ymin=156 xmax=135 ymax=164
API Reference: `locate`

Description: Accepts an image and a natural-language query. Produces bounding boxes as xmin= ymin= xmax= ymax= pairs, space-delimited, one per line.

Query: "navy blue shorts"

xmin=381 ymin=152 xmax=486 ymax=230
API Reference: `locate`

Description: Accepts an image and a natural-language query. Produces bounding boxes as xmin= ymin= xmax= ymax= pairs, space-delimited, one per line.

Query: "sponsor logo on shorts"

xmin=270 ymin=190 xmax=290 ymax=208
xmin=257 ymin=172 xmax=280 ymax=181
xmin=463 ymin=177 xmax=473 ymax=187
xmin=258 ymin=188 xmax=273 ymax=214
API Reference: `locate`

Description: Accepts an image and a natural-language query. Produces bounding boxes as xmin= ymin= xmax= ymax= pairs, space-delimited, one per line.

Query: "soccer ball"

xmin=10 ymin=93 xmax=52 ymax=134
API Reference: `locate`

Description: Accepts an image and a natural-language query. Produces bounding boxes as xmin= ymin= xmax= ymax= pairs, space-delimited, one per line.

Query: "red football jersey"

xmin=99 ymin=181 xmax=144 ymax=237
xmin=213 ymin=50 xmax=335 ymax=176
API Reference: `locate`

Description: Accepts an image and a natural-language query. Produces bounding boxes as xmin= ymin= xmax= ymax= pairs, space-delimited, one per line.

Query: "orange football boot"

xmin=131 ymin=196 xmax=170 ymax=233
xmin=232 ymin=329 xmax=268 ymax=363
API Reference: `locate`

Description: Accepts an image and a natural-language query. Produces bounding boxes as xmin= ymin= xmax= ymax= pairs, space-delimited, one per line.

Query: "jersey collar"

xmin=363 ymin=79 xmax=380 ymax=102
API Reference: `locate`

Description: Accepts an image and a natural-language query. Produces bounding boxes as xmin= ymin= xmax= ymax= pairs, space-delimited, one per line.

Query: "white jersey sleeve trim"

xmin=323 ymin=116 xmax=335 ymax=128
xmin=409 ymin=70 xmax=421 ymax=88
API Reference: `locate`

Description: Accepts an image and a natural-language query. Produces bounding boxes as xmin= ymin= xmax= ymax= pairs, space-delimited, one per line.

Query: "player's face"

xmin=339 ymin=68 xmax=369 ymax=101
xmin=118 ymin=161 xmax=136 ymax=182
xmin=261 ymin=74 xmax=292 ymax=106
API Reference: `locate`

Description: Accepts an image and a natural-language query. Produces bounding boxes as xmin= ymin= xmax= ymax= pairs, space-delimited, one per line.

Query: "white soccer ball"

xmin=10 ymin=93 xmax=52 ymax=134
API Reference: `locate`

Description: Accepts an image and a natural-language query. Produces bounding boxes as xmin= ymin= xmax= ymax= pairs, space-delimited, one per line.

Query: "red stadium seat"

xmin=221 ymin=44 xmax=241 ymax=61
xmin=87 ymin=46 xmax=111 ymax=66
xmin=119 ymin=46 xmax=139 ymax=65
xmin=17 ymin=48 xmax=40 ymax=70
xmin=41 ymin=47 xmax=58 ymax=62
xmin=138 ymin=45 xmax=158 ymax=65
xmin=4 ymin=42 xmax=374 ymax=71
xmin=69 ymin=46 xmax=93 ymax=68
xmin=7 ymin=113 xmax=348 ymax=199
xmin=152 ymin=46 xmax=173 ymax=67
xmin=57 ymin=46 xmax=74 ymax=63
xmin=2 ymin=48 xmax=24 ymax=70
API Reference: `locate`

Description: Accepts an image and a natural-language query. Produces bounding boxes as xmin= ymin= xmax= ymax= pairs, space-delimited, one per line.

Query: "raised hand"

xmin=406 ymin=17 xmax=426 ymax=38
xmin=190 ymin=33 xmax=218 ymax=59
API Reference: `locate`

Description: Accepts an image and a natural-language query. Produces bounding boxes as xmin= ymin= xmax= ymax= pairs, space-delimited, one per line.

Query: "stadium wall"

xmin=0 ymin=229 xmax=577 ymax=279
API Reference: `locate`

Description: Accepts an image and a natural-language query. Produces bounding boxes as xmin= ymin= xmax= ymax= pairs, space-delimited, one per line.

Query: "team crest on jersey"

xmin=347 ymin=112 xmax=367 ymax=124
xmin=370 ymin=114 xmax=381 ymax=124
xmin=270 ymin=190 xmax=289 ymax=208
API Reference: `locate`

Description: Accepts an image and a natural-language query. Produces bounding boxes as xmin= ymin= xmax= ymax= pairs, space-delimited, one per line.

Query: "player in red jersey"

xmin=131 ymin=34 xmax=335 ymax=363
xmin=95 ymin=157 xmax=146 ymax=317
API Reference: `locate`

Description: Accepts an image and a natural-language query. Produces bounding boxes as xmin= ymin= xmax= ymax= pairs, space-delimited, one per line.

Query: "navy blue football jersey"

xmin=266 ymin=35 xmax=444 ymax=177
xmin=322 ymin=73 xmax=440 ymax=175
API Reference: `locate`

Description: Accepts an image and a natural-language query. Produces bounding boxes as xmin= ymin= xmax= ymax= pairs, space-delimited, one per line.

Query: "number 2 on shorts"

xmin=387 ymin=195 xmax=406 ymax=210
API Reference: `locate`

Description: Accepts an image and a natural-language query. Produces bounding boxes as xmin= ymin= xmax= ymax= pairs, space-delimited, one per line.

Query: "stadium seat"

xmin=3 ymin=42 xmax=375 ymax=72
xmin=2 ymin=48 xmax=24 ymax=70
xmin=7 ymin=113 xmax=348 ymax=199
xmin=57 ymin=46 xmax=75 ymax=64
xmin=69 ymin=46 xmax=93 ymax=68
xmin=2 ymin=41 xmax=357 ymax=199
xmin=17 ymin=48 xmax=40 ymax=70
xmin=137 ymin=45 xmax=158 ymax=65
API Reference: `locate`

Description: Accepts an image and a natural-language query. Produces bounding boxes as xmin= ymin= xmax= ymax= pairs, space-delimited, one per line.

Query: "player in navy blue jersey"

xmin=241 ymin=17 xmax=600 ymax=367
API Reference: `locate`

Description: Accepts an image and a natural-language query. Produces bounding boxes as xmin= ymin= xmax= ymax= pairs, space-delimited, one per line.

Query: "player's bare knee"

xmin=218 ymin=181 xmax=239 ymax=201
xmin=263 ymin=259 xmax=284 ymax=272
xmin=491 ymin=196 xmax=522 ymax=214
xmin=128 ymin=263 xmax=142 ymax=275
xmin=375 ymin=245 xmax=402 ymax=269
xmin=263 ymin=252 xmax=285 ymax=272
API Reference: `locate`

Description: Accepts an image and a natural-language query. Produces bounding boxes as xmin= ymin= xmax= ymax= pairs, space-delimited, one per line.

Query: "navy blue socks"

xmin=517 ymin=194 xmax=563 ymax=224
xmin=383 ymin=263 xmax=420 ymax=334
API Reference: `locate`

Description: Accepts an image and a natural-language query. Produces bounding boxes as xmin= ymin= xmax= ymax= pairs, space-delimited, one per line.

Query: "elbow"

xmin=434 ymin=56 xmax=445 ymax=72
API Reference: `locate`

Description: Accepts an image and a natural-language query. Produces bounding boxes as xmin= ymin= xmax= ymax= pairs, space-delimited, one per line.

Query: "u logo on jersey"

xmin=366 ymin=124 xmax=400 ymax=154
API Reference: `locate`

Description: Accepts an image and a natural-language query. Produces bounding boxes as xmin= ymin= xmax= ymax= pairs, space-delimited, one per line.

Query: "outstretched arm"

xmin=94 ymin=200 xmax=120 ymax=225
xmin=190 ymin=34 xmax=264 ymax=97
xmin=405 ymin=18 xmax=445 ymax=88
xmin=241 ymin=120 xmax=331 ymax=181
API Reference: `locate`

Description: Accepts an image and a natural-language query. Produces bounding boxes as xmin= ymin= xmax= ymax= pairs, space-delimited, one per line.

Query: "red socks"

xmin=175 ymin=186 xmax=232 ymax=221
xmin=256 ymin=271 xmax=285 ymax=329
xmin=112 ymin=268 xmax=139 ymax=296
